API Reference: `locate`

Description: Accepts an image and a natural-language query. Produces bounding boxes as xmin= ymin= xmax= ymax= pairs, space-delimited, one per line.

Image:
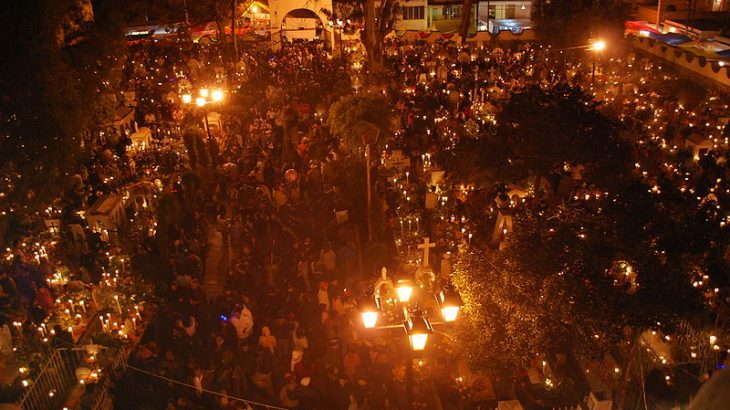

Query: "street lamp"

xmin=360 ymin=280 xmax=461 ymax=348
xmin=438 ymin=284 xmax=463 ymax=322
xmin=589 ymin=40 xmax=606 ymax=51
xmin=353 ymin=120 xmax=381 ymax=242
xmin=182 ymin=87 xmax=226 ymax=167
xmin=556 ymin=40 xmax=607 ymax=84
xmin=395 ymin=278 xmax=415 ymax=303
xmin=404 ymin=309 xmax=433 ymax=351
xmin=181 ymin=87 xmax=226 ymax=139
xmin=328 ymin=18 xmax=345 ymax=56
xmin=360 ymin=276 xmax=462 ymax=410
xmin=588 ymin=39 xmax=606 ymax=84
xmin=211 ymin=89 xmax=224 ymax=102
xmin=360 ymin=292 xmax=380 ymax=329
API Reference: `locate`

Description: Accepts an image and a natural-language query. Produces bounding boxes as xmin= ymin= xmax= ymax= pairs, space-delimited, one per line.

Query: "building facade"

xmin=393 ymin=0 xmax=532 ymax=34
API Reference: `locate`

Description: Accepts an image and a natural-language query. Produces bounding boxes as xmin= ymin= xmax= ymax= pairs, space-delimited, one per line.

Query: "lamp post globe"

xmin=360 ymin=291 xmax=380 ymax=329
xmin=405 ymin=309 xmax=433 ymax=351
xmin=438 ymin=284 xmax=464 ymax=322
xmin=211 ymin=89 xmax=224 ymax=102
xmin=395 ymin=279 xmax=415 ymax=303
xmin=590 ymin=40 xmax=606 ymax=51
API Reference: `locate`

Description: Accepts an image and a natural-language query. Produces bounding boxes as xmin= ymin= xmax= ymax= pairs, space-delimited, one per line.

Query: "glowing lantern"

xmin=438 ymin=284 xmax=463 ymax=322
xmin=404 ymin=310 xmax=433 ymax=351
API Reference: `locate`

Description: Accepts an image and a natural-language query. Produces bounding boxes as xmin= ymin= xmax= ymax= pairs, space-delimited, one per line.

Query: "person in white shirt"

xmin=230 ymin=305 xmax=254 ymax=345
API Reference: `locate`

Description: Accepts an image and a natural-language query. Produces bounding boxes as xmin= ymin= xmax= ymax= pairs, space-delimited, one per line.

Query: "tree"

xmin=499 ymin=84 xmax=631 ymax=183
xmin=534 ymin=0 xmax=629 ymax=48
xmin=0 ymin=0 xmax=125 ymax=209
xmin=327 ymin=93 xmax=394 ymax=152
xmin=362 ymin=0 xmax=399 ymax=73
xmin=458 ymin=0 xmax=474 ymax=44
xmin=438 ymin=84 xmax=632 ymax=187
xmin=453 ymin=186 xmax=707 ymax=374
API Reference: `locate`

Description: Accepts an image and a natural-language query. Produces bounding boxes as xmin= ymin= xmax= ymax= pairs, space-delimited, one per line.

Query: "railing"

xmin=71 ymin=346 xmax=128 ymax=410
xmin=18 ymin=349 xmax=85 ymax=410
xmin=18 ymin=346 xmax=128 ymax=410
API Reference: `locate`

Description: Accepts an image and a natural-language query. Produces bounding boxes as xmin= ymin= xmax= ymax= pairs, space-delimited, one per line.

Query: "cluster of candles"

xmin=99 ymin=303 xmax=141 ymax=336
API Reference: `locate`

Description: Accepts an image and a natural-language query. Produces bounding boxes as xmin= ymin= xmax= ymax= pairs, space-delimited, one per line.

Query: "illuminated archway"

xmin=269 ymin=0 xmax=334 ymax=50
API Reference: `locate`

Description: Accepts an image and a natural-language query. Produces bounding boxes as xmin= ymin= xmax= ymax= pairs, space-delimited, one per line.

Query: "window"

xmin=443 ymin=5 xmax=462 ymax=19
xmin=505 ymin=4 xmax=516 ymax=19
xmin=403 ymin=6 xmax=425 ymax=20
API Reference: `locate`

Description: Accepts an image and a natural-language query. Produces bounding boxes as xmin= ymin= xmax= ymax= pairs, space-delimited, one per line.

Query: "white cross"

xmin=418 ymin=237 xmax=436 ymax=267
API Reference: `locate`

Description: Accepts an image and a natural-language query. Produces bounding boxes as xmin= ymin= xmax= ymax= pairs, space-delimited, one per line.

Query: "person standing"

xmin=230 ymin=305 xmax=253 ymax=346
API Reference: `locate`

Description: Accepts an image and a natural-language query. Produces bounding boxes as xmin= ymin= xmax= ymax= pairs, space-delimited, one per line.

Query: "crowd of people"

xmin=3 ymin=27 xmax=730 ymax=410
xmin=111 ymin=40 xmax=434 ymax=410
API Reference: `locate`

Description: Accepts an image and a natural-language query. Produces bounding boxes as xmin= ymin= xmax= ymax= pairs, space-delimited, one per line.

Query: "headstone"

xmin=588 ymin=392 xmax=612 ymax=410
xmin=0 ymin=324 xmax=12 ymax=353
xmin=69 ymin=224 xmax=86 ymax=243
xmin=440 ymin=252 xmax=452 ymax=279
xmin=430 ymin=170 xmax=445 ymax=186
xmin=335 ymin=210 xmax=348 ymax=224
xmin=383 ymin=150 xmax=411 ymax=173
xmin=425 ymin=191 xmax=438 ymax=210
xmin=418 ymin=237 xmax=436 ymax=267
xmin=45 ymin=219 xmax=62 ymax=236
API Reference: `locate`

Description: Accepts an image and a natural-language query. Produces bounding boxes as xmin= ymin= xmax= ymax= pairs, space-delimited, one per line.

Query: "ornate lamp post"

xmin=353 ymin=120 xmax=381 ymax=242
xmin=181 ymin=87 xmax=225 ymax=167
xmin=556 ymin=39 xmax=607 ymax=84
xmin=589 ymin=39 xmax=606 ymax=84
xmin=181 ymin=87 xmax=225 ymax=141
xmin=327 ymin=18 xmax=345 ymax=56
xmin=359 ymin=268 xmax=463 ymax=409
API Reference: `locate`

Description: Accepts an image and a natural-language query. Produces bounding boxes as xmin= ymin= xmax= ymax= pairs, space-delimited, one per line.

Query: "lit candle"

xmin=79 ymin=300 xmax=86 ymax=313
xmin=114 ymin=295 xmax=122 ymax=314
xmin=37 ymin=326 xmax=45 ymax=338
xmin=99 ymin=316 xmax=106 ymax=332
xmin=68 ymin=299 xmax=75 ymax=315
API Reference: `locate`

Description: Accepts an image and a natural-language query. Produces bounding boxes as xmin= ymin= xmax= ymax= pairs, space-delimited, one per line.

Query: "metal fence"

xmin=70 ymin=346 xmax=128 ymax=410
xmin=18 ymin=346 xmax=128 ymax=410
xmin=18 ymin=348 xmax=85 ymax=410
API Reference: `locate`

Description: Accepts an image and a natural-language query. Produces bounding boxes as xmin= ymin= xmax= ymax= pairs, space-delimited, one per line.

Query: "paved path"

xmin=202 ymin=224 xmax=229 ymax=298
